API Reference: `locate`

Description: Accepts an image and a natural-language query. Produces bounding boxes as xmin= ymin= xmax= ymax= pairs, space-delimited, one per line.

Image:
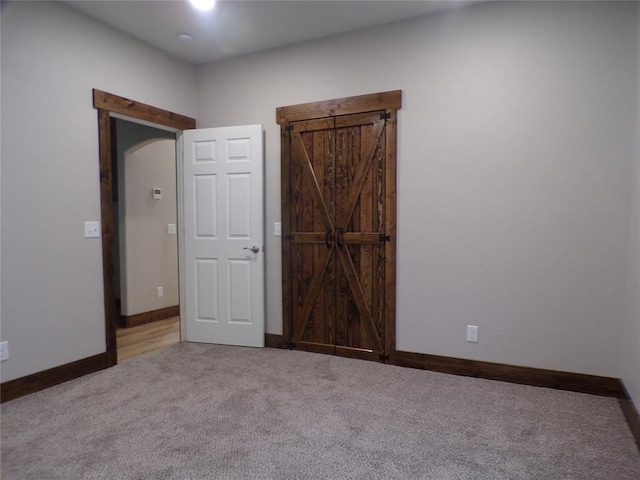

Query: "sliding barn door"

xmin=279 ymin=91 xmax=401 ymax=362
xmin=287 ymin=118 xmax=337 ymax=353
xmin=334 ymin=112 xmax=388 ymax=357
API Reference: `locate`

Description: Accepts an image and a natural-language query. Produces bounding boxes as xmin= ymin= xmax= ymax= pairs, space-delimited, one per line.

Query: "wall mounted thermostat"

xmin=152 ymin=187 xmax=163 ymax=199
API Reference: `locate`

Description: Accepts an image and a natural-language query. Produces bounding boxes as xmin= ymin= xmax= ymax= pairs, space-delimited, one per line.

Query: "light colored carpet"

xmin=2 ymin=343 xmax=639 ymax=479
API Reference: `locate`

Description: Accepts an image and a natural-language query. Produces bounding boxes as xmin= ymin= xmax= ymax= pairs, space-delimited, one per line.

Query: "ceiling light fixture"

xmin=177 ymin=33 xmax=194 ymax=41
xmin=189 ymin=0 xmax=215 ymax=11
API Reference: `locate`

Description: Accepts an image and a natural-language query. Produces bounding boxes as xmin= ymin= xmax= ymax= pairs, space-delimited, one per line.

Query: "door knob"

xmin=244 ymin=246 xmax=260 ymax=254
xmin=325 ymin=228 xmax=333 ymax=250
xmin=337 ymin=228 xmax=344 ymax=249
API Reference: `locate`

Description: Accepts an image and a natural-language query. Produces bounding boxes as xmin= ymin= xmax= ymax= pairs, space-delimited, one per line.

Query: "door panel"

xmin=228 ymin=173 xmax=252 ymax=237
xmin=334 ymin=113 xmax=387 ymax=355
xmin=182 ymin=125 xmax=264 ymax=347
xmin=289 ymin=125 xmax=336 ymax=348
xmin=195 ymin=258 xmax=218 ymax=321
xmin=195 ymin=175 xmax=217 ymax=237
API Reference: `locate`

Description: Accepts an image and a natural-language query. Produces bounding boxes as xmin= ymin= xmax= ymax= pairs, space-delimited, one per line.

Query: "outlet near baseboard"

xmin=466 ymin=325 xmax=478 ymax=343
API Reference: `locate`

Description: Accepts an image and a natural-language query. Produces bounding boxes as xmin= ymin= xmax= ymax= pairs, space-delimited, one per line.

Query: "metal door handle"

xmin=325 ymin=228 xmax=332 ymax=249
xmin=244 ymin=246 xmax=260 ymax=254
xmin=337 ymin=228 xmax=344 ymax=249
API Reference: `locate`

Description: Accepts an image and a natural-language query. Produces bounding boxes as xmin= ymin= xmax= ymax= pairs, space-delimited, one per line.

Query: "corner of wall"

xmin=620 ymin=2 xmax=640 ymax=411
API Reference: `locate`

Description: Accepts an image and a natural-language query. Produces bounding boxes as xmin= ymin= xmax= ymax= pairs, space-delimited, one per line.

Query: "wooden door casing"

xmin=278 ymin=91 xmax=401 ymax=362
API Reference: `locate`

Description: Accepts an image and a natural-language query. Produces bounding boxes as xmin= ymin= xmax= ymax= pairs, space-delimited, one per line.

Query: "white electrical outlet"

xmin=157 ymin=286 xmax=164 ymax=298
xmin=0 ymin=341 xmax=9 ymax=361
xmin=466 ymin=325 xmax=478 ymax=343
xmin=167 ymin=224 xmax=177 ymax=235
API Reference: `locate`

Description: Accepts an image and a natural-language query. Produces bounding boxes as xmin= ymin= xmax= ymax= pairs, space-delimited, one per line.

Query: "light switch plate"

xmin=84 ymin=222 xmax=101 ymax=239
xmin=0 ymin=341 xmax=9 ymax=362
xmin=274 ymin=222 xmax=282 ymax=237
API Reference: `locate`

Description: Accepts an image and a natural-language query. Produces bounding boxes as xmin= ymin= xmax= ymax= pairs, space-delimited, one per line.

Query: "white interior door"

xmin=181 ymin=125 xmax=264 ymax=347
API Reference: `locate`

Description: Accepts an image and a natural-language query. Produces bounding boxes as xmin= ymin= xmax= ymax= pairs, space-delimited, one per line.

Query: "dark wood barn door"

xmin=278 ymin=91 xmax=401 ymax=362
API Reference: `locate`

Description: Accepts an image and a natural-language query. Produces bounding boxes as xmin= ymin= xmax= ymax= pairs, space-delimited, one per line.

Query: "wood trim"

xmin=1 ymin=353 xmax=109 ymax=403
xmin=265 ymin=334 xmax=284 ymax=349
xmin=95 ymin=90 xmax=196 ymax=371
xmin=121 ymin=305 xmax=180 ymax=328
xmin=391 ymin=350 xmax=623 ymax=398
xmin=276 ymin=90 xmax=402 ymax=124
xmin=93 ymin=89 xmax=196 ymax=130
xmin=619 ymin=382 xmax=640 ymax=449
xmin=384 ymin=109 xmax=398 ymax=359
xmin=110 ymin=117 xmax=119 ymax=202
xmin=98 ymin=108 xmax=118 ymax=368
xmin=335 ymin=346 xmax=382 ymax=362
xmin=292 ymin=341 xmax=337 ymax=356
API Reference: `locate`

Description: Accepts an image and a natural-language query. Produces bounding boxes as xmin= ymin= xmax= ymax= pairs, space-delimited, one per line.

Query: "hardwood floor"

xmin=116 ymin=316 xmax=180 ymax=361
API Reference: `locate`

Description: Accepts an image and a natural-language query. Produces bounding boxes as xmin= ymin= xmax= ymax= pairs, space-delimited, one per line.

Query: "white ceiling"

xmin=61 ymin=0 xmax=473 ymax=65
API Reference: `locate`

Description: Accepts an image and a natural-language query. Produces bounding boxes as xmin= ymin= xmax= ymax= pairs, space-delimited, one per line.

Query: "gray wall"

xmin=0 ymin=1 xmax=196 ymax=382
xmin=622 ymin=107 xmax=640 ymax=410
xmin=196 ymin=0 xmax=637 ymax=379
xmin=621 ymin=3 xmax=640 ymax=410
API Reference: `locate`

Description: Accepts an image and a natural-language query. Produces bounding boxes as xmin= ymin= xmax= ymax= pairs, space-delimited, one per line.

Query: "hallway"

xmin=116 ymin=317 xmax=180 ymax=361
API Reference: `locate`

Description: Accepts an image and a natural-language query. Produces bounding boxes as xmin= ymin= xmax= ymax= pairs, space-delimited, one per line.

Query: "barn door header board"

xmin=277 ymin=90 xmax=401 ymax=363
